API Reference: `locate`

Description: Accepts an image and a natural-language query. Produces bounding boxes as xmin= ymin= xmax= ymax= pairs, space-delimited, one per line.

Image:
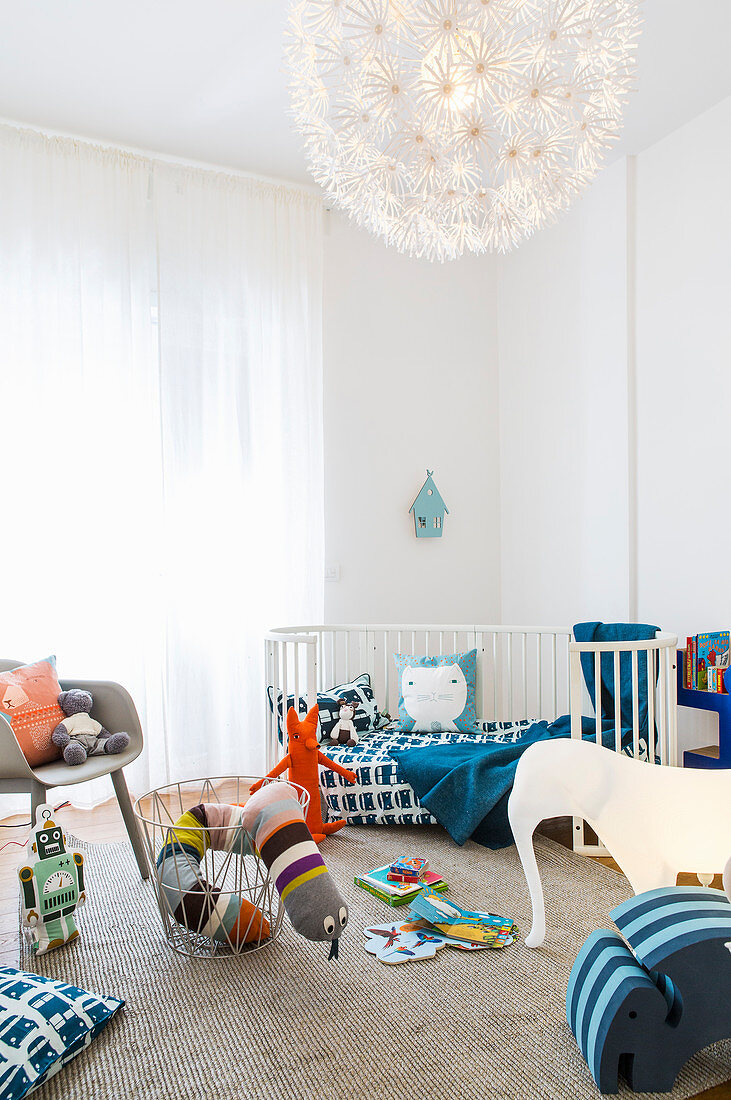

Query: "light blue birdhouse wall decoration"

xmin=410 ymin=470 xmax=448 ymax=538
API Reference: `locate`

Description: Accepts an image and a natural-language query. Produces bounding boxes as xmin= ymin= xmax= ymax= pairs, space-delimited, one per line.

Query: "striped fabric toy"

xmin=241 ymin=782 xmax=348 ymax=958
xmin=156 ymin=803 xmax=270 ymax=948
xmin=567 ymin=885 xmax=731 ymax=1093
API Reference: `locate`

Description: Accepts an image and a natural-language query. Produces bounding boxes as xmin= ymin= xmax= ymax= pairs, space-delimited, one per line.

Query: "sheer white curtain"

xmin=0 ymin=124 xmax=323 ymax=811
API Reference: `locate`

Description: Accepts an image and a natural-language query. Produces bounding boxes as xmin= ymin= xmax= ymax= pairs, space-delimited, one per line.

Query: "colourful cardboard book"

xmin=697 ymin=631 xmax=730 ymax=672
xmin=355 ymin=878 xmax=446 ymax=907
xmin=408 ymin=885 xmax=515 ymax=946
xmin=354 ymin=866 xmax=448 ymax=907
xmin=387 ymin=869 xmax=420 ymax=884
xmin=390 ymin=857 xmax=428 ymax=876
xmin=357 ymin=864 xmax=446 ymax=897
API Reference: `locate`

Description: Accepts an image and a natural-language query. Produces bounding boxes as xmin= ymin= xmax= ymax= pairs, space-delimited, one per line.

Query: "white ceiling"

xmin=0 ymin=0 xmax=730 ymax=185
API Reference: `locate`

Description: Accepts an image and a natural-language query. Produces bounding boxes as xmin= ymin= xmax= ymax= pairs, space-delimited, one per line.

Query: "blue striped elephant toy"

xmin=567 ymin=884 xmax=731 ymax=1093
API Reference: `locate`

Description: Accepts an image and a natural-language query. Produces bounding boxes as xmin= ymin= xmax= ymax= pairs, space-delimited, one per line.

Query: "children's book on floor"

xmin=354 ymin=861 xmax=447 ymax=907
xmin=409 ymin=886 xmax=515 ymax=947
xmin=362 ymin=886 xmax=517 ymax=965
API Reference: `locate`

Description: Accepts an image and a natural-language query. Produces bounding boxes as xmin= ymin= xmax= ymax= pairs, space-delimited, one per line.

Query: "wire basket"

xmin=133 ymin=776 xmax=309 ymax=959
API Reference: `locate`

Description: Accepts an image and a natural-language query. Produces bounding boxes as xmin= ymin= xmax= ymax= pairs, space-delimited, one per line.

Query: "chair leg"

xmin=30 ymin=779 xmax=47 ymax=824
xmin=111 ymin=769 xmax=149 ymax=880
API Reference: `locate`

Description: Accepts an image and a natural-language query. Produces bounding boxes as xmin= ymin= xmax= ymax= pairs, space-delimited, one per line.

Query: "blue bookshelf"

xmin=677 ymin=656 xmax=731 ymax=769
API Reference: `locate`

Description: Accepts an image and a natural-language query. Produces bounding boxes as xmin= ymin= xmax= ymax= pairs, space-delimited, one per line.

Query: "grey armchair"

xmin=0 ymin=659 xmax=149 ymax=879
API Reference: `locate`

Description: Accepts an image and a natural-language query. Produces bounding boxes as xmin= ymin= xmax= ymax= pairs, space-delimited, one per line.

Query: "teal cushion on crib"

xmin=393 ymin=650 xmax=478 ymax=734
xmin=0 ymin=966 xmax=123 ymax=1099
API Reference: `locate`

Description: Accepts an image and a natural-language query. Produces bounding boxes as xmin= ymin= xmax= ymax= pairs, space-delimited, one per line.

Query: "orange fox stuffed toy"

xmin=250 ymin=705 xmax=357 ymax=844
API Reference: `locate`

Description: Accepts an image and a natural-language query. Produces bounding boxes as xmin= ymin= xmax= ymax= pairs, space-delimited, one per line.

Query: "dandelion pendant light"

xmin=284 ymin=0 xmax=642 ymax=260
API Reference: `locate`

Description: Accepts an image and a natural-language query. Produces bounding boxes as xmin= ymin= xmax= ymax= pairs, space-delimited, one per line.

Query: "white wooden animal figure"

xmin=327 ymin=699 xmax=359 ymax=747
xmin=508 ymin=739 xmax=731 ymax=947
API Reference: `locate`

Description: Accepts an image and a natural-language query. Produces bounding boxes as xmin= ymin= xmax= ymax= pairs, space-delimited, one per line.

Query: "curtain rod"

xmin=0 ymin=115 xmax=324 ymax=201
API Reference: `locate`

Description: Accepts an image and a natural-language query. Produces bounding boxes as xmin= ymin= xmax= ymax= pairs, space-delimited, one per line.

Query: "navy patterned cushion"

xmin=0 ymin=966 xmax=123 ymax=1099
xmin=267 ymin=673 xmax=386 ymax=744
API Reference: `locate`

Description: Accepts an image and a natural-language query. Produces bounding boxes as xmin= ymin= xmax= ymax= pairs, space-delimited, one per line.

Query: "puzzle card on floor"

xmin=363 ymin=920 xmax=496 ymax=965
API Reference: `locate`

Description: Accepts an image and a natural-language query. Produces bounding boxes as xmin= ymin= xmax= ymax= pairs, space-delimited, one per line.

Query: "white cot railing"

xmin=568 ymin=631 xmax=678 ymax=855
xmin=264 ymin=625 xmax=679 ymax=855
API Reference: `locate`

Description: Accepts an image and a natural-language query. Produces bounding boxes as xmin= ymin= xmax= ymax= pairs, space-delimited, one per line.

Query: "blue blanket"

xmin=390 ymin=621 xmax=659 ymax=850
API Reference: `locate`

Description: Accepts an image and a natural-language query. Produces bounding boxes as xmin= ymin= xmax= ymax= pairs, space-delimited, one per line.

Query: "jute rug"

xmin=19 ymin=826 xmax=731 ymax=1099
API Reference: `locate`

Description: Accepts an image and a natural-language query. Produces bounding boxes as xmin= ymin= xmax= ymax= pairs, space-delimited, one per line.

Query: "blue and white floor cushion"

xmin=321 ymin=722 xmax=533 ymax=826
xmin=567 ymin=886 xmax=731 ymax=1094
xmin=0 ymin=967 xmax=123 ymax=1100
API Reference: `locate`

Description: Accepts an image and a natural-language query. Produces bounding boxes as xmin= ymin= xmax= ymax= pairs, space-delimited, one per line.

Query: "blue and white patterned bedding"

xmin=319 ymin=720 xmax=534 ymax=826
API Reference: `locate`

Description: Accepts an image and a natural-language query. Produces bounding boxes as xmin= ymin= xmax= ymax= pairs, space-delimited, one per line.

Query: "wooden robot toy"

xmin=18 ymin=804 xmax=86 ymax=954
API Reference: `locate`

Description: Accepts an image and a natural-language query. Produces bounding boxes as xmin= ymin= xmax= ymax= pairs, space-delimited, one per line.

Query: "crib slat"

xmin=281 ymin=640 xmax=288 ymax=741
xmin=536 ymin=635 xmax=542 ymax=718
xmin=647 ymin=647 xmax=655 ymax=762
xmin=265 ymin=642 xmax=273 ymax=769
xmin=614 ymin=650 xmax=621 ymax=752
xmin=383 ymin=631 xmax=389 ymax=719
xmin=551 ymin=634 xmax=557 ymax=719
xmin=507 ymin=635 xmax=513 ymax=721
xmin=595 ymin=651 xmax=601 ymax=744
xmin=659 ymin=648 xmax=668 ymax=766
xmin=632 ymin=650 xmax=640 ymax=759
xmin=493 ymin=633 xmax=498 ymax=719
xmin=669 ymin=647 xmax=678 ymax=765
xmin=307 ymin=640 xmax=317 ymax=712
xmin=476 ymin=633 xmax=486 ymax=720
xmin=522 ymin=634 xmax=528 ymax=719
xmin=570 ymin=649 xmax=583 ymax=740
xmin=272 ymin=641 xmax=280 ymax=761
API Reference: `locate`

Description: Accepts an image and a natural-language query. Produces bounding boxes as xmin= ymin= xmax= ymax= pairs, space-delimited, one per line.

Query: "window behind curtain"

xmin=0 ymin=124 xmax=324 ymax=808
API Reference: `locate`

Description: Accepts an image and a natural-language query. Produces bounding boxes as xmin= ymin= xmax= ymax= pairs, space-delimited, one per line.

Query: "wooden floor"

xmin=1 ymin=803 xmax=728 ymax=1099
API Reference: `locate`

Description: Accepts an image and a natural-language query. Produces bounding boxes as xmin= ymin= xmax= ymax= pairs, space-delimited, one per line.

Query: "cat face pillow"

xmin=393 ymin=651 xmax=478 ymax=734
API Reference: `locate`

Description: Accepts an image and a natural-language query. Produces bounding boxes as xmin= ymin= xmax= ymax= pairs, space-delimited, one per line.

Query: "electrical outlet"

xmin=324 ymin=564 xmax=341 ymax=582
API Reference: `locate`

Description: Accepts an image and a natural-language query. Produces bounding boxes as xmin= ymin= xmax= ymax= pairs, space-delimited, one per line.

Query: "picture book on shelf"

xmin=684 ymin=631 xmax=729 ymax=694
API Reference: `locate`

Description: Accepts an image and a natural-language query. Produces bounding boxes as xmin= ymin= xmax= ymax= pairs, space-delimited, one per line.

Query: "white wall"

xmin=322 ymin=100 xmax=731 ymax=751
xmin=493 ymin=97 xmax=731 ymax=752
xmin=635 ymin=96 xmax=731 ymax=642
xmin=323 ymin=212 xmax=501 ymax=625
xmin=634 ymin=96 xmax=731 ymax=753
xmin=497 ymin=160 xmax=632 ymax=627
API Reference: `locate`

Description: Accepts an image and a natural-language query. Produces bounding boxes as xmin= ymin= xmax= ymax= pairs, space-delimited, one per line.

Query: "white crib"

xmin=264 ymin=624 xmax=679 ymax=854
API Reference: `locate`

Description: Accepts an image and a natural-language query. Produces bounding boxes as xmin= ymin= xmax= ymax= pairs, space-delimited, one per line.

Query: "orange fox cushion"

xmin=0 ymin=658 xmax=65 ymax=766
